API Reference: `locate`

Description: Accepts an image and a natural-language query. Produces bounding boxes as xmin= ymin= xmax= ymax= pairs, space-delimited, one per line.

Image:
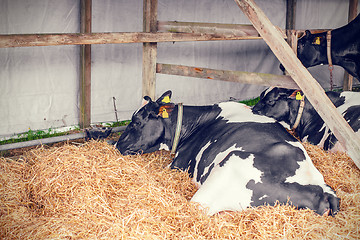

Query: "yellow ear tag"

xmin=162 ymin=108 xmax=169 ymax=118
xmin=162 ymin=96 xmax=171 ymax=104
xmin=296 ymin=92 xmax=303 ymax=100
xmin=314 ymin=37 xmax=321 ymax=45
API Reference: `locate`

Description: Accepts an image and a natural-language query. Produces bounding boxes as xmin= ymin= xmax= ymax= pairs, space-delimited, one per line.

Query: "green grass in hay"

xmin=239 ymin=97 xmax=260 ymax=106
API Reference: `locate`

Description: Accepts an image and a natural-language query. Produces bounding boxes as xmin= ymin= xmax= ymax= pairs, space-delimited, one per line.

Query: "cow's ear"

xmin=312 ymin=36 xmax=325 ymax=45
xmin=289 ymin=90 xmax=304 ymax=100
xmin=156 ymin=90 xmax=172 ymax=105
xmin=305 ymin=30 xmax=312 ymax=39
xmin=158 ymin=103 xmax=175 ymax=118
xmin=141 ymin=96 xmax=152 ymax=107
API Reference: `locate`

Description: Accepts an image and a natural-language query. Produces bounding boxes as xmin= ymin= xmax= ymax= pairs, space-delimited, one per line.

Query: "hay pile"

xmin=1 ymin=141 xmax=359 ymax=239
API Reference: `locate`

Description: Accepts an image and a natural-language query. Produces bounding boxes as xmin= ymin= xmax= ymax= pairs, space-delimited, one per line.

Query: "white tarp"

xmin=0 ymin=0 xmax=358 ymax=138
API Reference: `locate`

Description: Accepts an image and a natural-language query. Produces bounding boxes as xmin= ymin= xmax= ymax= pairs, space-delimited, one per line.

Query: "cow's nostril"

xmin=121 ymin=149 xmax=139 ymax=155
xmin=252 ymin=107 xmax=261 ymax=114
xmin=117 ymin=147 xmax=130 ymax=155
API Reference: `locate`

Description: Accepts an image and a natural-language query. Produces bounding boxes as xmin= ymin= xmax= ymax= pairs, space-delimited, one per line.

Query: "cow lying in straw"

xmin=252 ymin=87 xmax=360 ymax=153
xmin=116 ymin=91 xmax=339 ymax=216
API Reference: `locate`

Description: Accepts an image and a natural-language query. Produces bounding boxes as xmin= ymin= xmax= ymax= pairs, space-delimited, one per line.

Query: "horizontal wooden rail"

xmin=156 ymin=63 xmax=299 ymax=89
xmin=158 ymin=21 xmax=328 ymax=39
xmin=158 ymin=21 xmax=267 ymax=39
xmin=0 ymin=27 xmax=331 ymax=48
xmin=0 ymin=31 xmax=262 ymax=48
xmin=289 ymin=29 xmax=331 ymax=39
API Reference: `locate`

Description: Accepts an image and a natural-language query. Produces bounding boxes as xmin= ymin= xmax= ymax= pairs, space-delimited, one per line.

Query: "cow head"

xmin=297 ymin=30 xmax=327 ymax=68
xmin=116 ymin=91 xmax=175 ymax=155
xmin=279 ymin=30 xmax=327 ymax=73
xmin=252 ymin=87 xmax=303 ymax=123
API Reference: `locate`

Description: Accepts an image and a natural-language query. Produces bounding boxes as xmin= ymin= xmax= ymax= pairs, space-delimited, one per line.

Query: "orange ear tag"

xmin=161 ymin=108 xmax=169 ymax=118
xmin=313 ymin=37 xmax=321 ymax=45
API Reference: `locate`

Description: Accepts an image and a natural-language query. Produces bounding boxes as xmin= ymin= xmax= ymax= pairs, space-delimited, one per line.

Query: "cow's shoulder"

xmin=218 ymin=102 xmax=276 ymax=124
xmin=335 ymin=91 xmax=360 ymax=114
xmin=325 ymin=91 xmax=343 ymax=106
xmin=339 ymin=91 xmax=360 ymax=106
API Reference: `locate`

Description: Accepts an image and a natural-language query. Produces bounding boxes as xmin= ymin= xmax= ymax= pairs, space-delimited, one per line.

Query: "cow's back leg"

xmin=330 ymin=130 xmax=360 ymax=153
xmin=190 ymin=152 xmax=262 ymax=215
xmin=341 ymin=58 xmax=360 ymax=80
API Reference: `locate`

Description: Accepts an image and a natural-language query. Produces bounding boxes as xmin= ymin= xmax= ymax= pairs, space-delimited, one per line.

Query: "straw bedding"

xmin=1 ymin=141 xmax=359 ymax=239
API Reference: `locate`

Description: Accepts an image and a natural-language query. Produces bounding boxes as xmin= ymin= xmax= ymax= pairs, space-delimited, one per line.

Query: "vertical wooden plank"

xmin=80 ymin=0 xmax=92 ymax=129
xmin=234 ymin=0 xmax=360 ymax=169
xmin=343 ymin=0 xmax=358 ymax=91
xmin=289 ymin=30 xmax=298 ymax=53
xmin=285 ymin=0 xmax=296 ymax=31
xmin=283 ymin=0 xmax=297 ymax=76
xmin=285 ymin=0 xmax=297 ymax=51
xmin=142 ymin=0 xmax=158 ymax=99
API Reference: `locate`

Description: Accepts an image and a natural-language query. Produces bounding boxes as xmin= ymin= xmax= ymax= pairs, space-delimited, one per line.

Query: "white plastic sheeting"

xmin=0 ymin=0 xmax=358 ymax=138
xmin=0 ymin=0 xmax=80 ymax=137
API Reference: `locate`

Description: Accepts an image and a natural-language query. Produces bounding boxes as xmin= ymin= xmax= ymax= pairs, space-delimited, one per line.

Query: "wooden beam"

xmin=343 ymin=0 xmax=358 ymax=91
xmin=158 ymin=21 xmax=262 ymax=39
xmin=285 ymin=0 xmax=297 ymax=54
xmin=0 ymin=31 xmax=280 ymax=48
xmin=348 ymin=0 xmax=359 ymax=21
xmin=234 ymin=0 xmax=360 ymax=168
xmin=142 ymin=0 xmax=158 ymax=99
xmin=285 ymin=0 xmax=297 ymax=31
xmin=79 ymin=0 xmax=92 ymax=129
xmin=158 ymin=21 xmax=287 ymax=39
xmin=156 ymin=63 xmax=299 ymax=89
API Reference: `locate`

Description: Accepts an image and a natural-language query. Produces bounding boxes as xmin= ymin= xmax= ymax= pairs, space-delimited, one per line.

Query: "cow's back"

xmin=171 ymin=102 xmax=339 ymax=215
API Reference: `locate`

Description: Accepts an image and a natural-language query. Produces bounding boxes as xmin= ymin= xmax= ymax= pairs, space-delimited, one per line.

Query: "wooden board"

xmin=0 ymin=31 xmax=269 ymax=48
xmin=285 ymin=0 xmax=296 ymax=31
xmin=142 ymin=0 xmax=158 ymax=99
xmin=79 ymin=0 xmax=92 ymax=129
xmin=158 ymin=21 xmax=266 ymax=39
xmin=156 ymin=63 xmax=299 ymax=89
xmin=234 ymin=0 xmax=360 ymax=169
xmin=343 ymin=0 xmax=358 ymax=91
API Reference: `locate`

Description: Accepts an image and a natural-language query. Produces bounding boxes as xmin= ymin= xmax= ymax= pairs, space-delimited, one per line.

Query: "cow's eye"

xmin=130 ymin=120 xmax=141 ymax=129
xmin=133 ymin=121 xmax=141 ymax=127
xmin=267 ymin=100 xmax=275 ymax=106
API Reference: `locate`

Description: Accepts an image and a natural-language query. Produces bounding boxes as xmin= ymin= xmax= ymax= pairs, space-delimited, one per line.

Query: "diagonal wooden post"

xmin=234 ymin=0 xmax=360 ymax=169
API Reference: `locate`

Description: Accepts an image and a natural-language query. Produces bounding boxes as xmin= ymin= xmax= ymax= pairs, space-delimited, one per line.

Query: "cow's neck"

xmin=288 ymin=99 xmax=323 ymax=140
xmin=166 ymin=105 xmax=221 ymax=149
xmin=329 ymin=14 xmax=360 ymax=67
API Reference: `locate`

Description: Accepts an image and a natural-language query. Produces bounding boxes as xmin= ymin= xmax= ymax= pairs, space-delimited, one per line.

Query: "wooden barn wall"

xmin=0 ymin=0 xmax=80 ymax=137
xmin=0 ymin=0 xmax=358 ymax=137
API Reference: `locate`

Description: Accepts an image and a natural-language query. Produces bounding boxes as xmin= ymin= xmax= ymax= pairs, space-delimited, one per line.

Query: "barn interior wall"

xmin=0 ymin=0 xmax=358 ymax=138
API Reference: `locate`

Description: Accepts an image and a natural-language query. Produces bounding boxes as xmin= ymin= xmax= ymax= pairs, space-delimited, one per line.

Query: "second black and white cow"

xmin=252 ymin=87 xmax=360 ymax=152
xmin=116 ymin=91 xmax=339 ymax=216
xmin=296 ymin=14 xmax=360 ymax=80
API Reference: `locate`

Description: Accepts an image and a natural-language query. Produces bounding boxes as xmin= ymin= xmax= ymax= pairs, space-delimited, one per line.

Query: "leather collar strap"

xmin=171 ymin=103 xmax=183 ymax=155
xmin=326 ymin=31 xmax=333 ymax=66
xmin=291 ymin=96 xmax=305 ymax=131
xmin=327 ymin=31 xmax=334 ymax=90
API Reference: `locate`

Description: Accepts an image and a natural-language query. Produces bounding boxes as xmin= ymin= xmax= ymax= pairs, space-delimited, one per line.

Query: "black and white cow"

xmin=295 ymin=14 xmax=360 ymax=80
xmin=85 ymin=127 xmax=112 ymax=141
xmin=116 ymin=91 xmax=339 ymax=216
xmin=252 ymin=87 xmax=360 ymax=152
